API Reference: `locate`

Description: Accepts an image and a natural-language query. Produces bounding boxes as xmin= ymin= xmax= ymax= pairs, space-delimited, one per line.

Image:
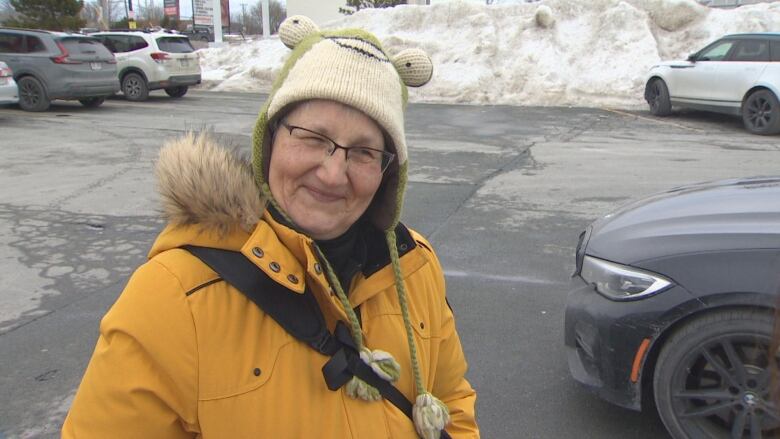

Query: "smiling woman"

xmin=269 ymin=100 xmax=387 ymax=240
xmin=63 ymin=15 xmax=478 ymax=439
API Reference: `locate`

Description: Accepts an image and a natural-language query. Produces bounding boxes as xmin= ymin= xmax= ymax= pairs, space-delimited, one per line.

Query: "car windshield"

xmin=156 ymin=37 xmax=194 ymax=53
xmin=59 ymin=37 xmax=113 ymax=58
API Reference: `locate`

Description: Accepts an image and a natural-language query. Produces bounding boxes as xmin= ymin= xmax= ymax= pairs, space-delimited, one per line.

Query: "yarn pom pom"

xmin=360 ymin=348 xmax=401 ymax=382
xmin=345 ymin=376 xmax=381 ymax=401
xmin=413 ymin=392 xmax=451 ymax=439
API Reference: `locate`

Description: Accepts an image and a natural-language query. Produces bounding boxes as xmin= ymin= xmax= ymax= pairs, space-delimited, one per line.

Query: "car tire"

xmin=646 ymin=78 xmax=672 ymax=117
xmin=653 ymin=309 xmax=776 ymax=439
xmin=17 ymin=76 xmax=50 ymax=112
xmin=122 ymin=72 xmax=149 ymax=102
xmin=164 ymin=86 xmax=188 ymax=98
xmin=78 ymin=97 xmax=105 ymax=108
xmin=742 ymin=89 xmax=780 ymax=136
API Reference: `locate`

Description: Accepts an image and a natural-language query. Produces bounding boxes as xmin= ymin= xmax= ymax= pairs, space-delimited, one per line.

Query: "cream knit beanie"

xmin=251 ymin=16 xmax=449 ymax=439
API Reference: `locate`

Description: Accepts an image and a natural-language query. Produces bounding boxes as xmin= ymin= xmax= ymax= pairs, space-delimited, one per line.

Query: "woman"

xmin=63 ymin=16 xmax=479 ymax=439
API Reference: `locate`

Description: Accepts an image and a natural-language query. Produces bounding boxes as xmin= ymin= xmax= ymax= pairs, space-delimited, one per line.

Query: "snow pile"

xmin=197 ymin=0 xmax=780 ymax=109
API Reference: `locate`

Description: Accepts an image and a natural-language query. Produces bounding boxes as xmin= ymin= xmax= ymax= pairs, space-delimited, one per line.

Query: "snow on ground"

xmin=197 ymin=0 xmax=780 ymax=109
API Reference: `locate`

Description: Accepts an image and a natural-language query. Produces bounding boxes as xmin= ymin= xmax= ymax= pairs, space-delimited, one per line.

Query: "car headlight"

xmin=581 ymin=255 xmax=673 ymax=301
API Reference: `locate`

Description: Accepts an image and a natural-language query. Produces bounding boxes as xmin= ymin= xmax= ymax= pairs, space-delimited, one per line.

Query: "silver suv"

xmin=91 ymin=31 xmax=201 ymax=101
xmin=645 ymin=33 xmax=780 ymax=135
xmin=0 ymin=28 xmax=120 ymax=111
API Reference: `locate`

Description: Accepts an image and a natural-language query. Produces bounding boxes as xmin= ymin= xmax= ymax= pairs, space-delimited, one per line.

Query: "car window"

xmin=58 ymin=37 xmax=113 ymax=57
xmin=97 ymin=35 xmax=148 ymax=53
xmin=771 ymin=41 xmax=780 ymax=62
xmin=25 ymin=36 xmax=46 ymax=53
xmin=698 ymin=40 xmax=734 ymax=61
xmin=128 ymin=36 xmax=148 ymax=51
xmin=94 ymin=35 xmax=117 ymax=53
xmin=0 ymin=32 xmax=26 ymax=54
xmin=729 ymin=39 xmax=770 ymax=62
xmin=156 ymin=37 xmax=194 ymax=53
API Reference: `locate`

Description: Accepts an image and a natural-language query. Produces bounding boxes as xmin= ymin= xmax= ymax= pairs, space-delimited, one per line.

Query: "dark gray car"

xmin=0 ymin=28 xmax=120 ymax=111
xmin=566 ymin=176 xmax=780 ymax=439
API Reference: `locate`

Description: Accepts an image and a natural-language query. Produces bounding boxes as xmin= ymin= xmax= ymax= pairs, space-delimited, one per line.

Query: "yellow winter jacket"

xmin=62 ymin=135 xmax=479 ymax=438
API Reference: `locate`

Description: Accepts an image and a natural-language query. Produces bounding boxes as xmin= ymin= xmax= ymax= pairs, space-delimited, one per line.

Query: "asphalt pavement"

xmin=1 ymin=90 xmax=779 ymax=438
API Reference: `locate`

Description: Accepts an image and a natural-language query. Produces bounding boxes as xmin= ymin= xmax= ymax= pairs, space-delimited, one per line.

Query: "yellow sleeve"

xmin=413 ymin=232 xmax=480 ymax=439
xmin=62 ymin=259 xmax=199 ymax=438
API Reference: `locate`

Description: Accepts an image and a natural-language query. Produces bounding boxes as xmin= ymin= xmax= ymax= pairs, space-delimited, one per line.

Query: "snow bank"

xmin=197 ymin=0 xmax=780 ymax=109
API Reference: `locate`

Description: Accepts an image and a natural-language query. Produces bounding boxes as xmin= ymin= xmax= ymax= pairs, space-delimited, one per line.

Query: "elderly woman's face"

xmin=269 ymin=100 xmax=385 ymax=240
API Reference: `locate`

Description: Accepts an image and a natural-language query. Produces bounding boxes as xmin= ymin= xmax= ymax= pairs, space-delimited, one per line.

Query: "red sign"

xmin=221 ymin=0 xmax=229 ymax=27
xmin=163 ymin=0 xmax=179 ymax=18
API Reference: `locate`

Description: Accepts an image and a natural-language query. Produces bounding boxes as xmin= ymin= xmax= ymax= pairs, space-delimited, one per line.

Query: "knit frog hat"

xmin=251 ymin=16 xmax=447 ymax=439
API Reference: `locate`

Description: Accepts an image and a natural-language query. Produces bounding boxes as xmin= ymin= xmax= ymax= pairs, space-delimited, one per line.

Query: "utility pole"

xmin=261 ymin=0 xmax=269 ymax=38
xmin=212 ymin=0 xmax=223 ymax=44
xmin=241 ymin=3 xmax=247 ymax=34
xmin=128 ymin=0 xmax=136 ymax=29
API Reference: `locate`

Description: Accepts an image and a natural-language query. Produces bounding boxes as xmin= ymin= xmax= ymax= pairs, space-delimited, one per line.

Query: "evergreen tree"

xmin=5 ymin=0 xmax=85 ymax=31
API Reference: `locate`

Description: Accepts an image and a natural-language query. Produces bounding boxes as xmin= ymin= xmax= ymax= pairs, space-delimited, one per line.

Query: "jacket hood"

xmin=156 ymin=132 xmax=266 ymax=236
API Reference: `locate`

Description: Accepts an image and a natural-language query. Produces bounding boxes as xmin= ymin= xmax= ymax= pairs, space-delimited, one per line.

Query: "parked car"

xmin=0 ymin=60 xmax=18 ymax=105
xmin=644 ymin=33 xmax=780 ymax=135
xmin=0 ymin=28 xmax=119 ymax=111
xmin=182 ymin=26 xmax=214 ymax=42
xmin=91 ymin=30 xmax=201 ymax=101
xmin=565 ymin=176 xmax=780 ymax=439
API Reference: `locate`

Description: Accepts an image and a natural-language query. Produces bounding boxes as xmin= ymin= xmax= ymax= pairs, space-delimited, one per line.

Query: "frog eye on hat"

xmin=391 ymin=48 xmax=433 ymax=87
xmin=279 ymin=15 xmax=320 ymax=49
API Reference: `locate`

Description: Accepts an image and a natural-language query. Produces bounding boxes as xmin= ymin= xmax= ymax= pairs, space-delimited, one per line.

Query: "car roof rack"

xmin=105 ymin=28 xmax=179 ymax=34
xmin=0 ymin=27 xmax=54 ymax=34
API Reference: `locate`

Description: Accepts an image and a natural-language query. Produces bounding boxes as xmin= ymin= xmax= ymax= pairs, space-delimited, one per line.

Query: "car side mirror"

xmin=687 ymin=53 xmax=697 ymax=62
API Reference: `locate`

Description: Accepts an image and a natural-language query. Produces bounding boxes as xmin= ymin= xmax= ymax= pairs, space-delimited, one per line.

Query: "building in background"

xmin=287 ymin=0 xmax=343 ymax=25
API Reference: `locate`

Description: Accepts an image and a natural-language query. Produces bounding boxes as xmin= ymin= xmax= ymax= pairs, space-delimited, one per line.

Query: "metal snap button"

xmin=399 ymin=244 xmax=408 ymax=251
xmin=287 ymin=274 xmax=299 ymax=284
xmin=269 ymin=262 xmax=281 ymax=272
xmin=314 ymin=263 xmax=322 ymax=274
xmin=252 ymin=247 xmax=264 ymax=258
xmin=420 ymin=322 xmax=425 ymax=329
xmin=253 ymin=367 xmax=261 ymax=376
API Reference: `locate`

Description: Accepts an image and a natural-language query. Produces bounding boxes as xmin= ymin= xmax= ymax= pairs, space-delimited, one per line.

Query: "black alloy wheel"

xmin=122 ymin=72 xmax=149 ymax=102
xmin=654 ymin=310 xmax=780 ymax=439
xmin=742 ymin=90 xmax=780 ymax=135
xmin=78 ymin=97 xmax=105 ymax=108
xmin=17 ymin=76 xmax=50 ymax=112
xmin=164 ymin=86 xmax=188 ymax=98
xmin=647 ymin=78 xmax=672 ymax=117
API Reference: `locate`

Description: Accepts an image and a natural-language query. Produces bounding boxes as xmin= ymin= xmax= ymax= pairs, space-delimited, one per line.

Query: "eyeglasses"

xmin=279 ymin=121 xmax=395 ymax=175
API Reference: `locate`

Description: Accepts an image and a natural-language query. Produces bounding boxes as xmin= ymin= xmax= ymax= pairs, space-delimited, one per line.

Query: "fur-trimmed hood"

xmin=156 ymin=132 xmax=266 ymax=234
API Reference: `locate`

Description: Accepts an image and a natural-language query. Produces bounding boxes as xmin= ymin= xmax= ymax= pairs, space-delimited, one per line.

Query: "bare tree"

xmin=249 ymin=0 xmax=285 ymax=35
xmin=0 ymin=0 xmax=18 ymax=23
xmin=80 ymin=0 xmax=102 ymax=27
xmin=139 ymin=0 xmax=163 ymax=26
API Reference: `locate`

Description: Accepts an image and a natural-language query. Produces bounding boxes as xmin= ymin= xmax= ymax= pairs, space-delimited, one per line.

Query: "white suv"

xmin=644 ymin=33 xmax=780 ymax=135
xmin=91 ymin=30 xmax=201 ymax=101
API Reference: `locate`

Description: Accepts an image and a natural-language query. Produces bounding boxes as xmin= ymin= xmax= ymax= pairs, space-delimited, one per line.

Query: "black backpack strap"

xmin=322 ymin=322 xmax=414 ymax=418
xmin=182 ymin=245 xmax=451 ymax=439
xmin=183 ymin=245 xmax=339 ymax=355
